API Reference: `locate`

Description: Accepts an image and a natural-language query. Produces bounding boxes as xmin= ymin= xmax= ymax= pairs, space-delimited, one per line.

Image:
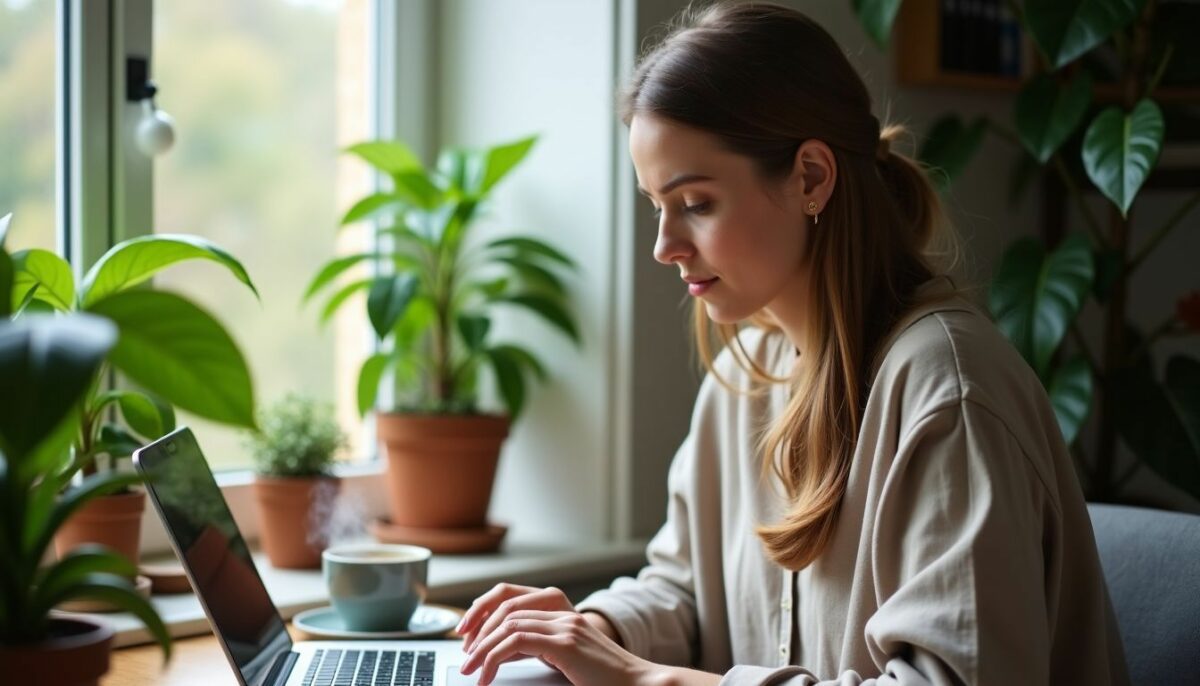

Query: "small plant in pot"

xmin=305 ymin=136 xmax=580 ymax=551
xmin=245 ymin=394 xmax=347 ymax=569
xmin=3 ymin=212 xmax=258 ymax=579
xmin=0 ymin=232 xmax=171 ymax=684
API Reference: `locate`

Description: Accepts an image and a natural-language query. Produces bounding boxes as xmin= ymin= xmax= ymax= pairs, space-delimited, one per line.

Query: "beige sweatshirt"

xmin=577 ymin=279 xmax=1129 ymax=685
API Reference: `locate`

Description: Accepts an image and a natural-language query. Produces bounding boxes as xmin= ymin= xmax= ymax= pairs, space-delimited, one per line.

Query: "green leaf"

xmin=436 ymin=148 xmax=470 ymax=192
xmin=51 ymin=574 xmax=172 ymax=660
xmin=493 ymin=255 xmax=566 ymax=295
xmin=0 ymin=315 xmax=116 ymax=459
xmin=97 ymin=423 xmax=143 ymax=459
xmin=319 ymin=278 xmax=372 ymax=325
xmin=490 ymin=343 xmax=547 ymax=382
xmin=478 ymin=135 xmax=537 ymax=195
xmin=0 ymin=243 xmax=12 ymax=319
xmin=12 ymin=249 xmax=74 ymax=311
xmin=87 ymin=290 xmax=256 ymax=429
xmin=356 ymin=353 xmax=392 ymax=416
xmin=852 ymin=0 xmax=903 ymax=48
xmin=394 ymin=294 xmax=437 ymax=350
xmin=110 ymin=390 xmax=170 ymax=439
xmin=1025 ymin=0 xmax=1145 ymax=69
xmin=1047 ymin=356 xmax=1093 ymax=444
xmin=390 ymin=170 xmax=444 ymax=210
xmin=495 ymin=293 xmax=580 ymax=345
xmin=80 ymin=234 xmax=258 ymax=308
xmin=989 ymin=234 xmax=1094 ymax=377
xmin=457 ymin=314 xmax=490 ymax=352
xmin=1015 ymin=72 xmax=1093 ymax=164
xmin=345 ymin=141 xmax=423 ymax=175
xmin=485 ymin=236 xmax=576 ymax=268
xmin=31 ymin=470 xmax=143 ymax=566
xmin=31 ymin=545 xmax=137 ymax=617
xmin=1082 ymin=99 xmax=1164 ymax=217
xmin=487 ymin=347 xmax=526 ymax=420
xmin=340 ymin=193 xmax=409 ymax=226
xmin=367 ymin=273 xmax=418 ymax=339
xmin=918 ymin=115 xmax=987 ymax=191
xmin=304 ymin=253 xmax=376 ymax=302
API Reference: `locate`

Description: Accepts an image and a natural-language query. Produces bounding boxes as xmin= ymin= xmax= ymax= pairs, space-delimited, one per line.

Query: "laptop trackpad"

xmin=445 ymin=660 xmax=571 ymax=685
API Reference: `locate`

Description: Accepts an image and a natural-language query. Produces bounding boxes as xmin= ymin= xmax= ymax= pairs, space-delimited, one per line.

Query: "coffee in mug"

xmin=322 ymin=544 xmax=431 ymax=632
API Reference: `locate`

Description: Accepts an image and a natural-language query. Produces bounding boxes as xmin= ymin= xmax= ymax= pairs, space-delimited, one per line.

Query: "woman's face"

xmin=628 ymin=114 xmax=812 ymax=326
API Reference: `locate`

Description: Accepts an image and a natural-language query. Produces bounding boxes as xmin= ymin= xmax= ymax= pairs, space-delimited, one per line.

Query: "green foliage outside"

xmin=856 ymin=0 xmax=1200 ymax=501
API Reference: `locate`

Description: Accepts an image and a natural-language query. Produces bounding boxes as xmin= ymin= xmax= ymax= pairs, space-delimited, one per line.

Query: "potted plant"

xmin=856 ymin=1 xmax=1200 ymax=503
xmin=305 ymin=136 xmax=580 ymax=547
xmin=245 ymin=394 xmax=347 ymax=569
xmin=4 ymin=212 xmax=259 ymax=572
xmin=0 ymin=230 xmax=171 ymax=684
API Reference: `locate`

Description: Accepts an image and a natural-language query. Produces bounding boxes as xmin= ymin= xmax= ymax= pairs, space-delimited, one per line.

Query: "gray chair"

xmin=1088 ymin=503 xmax=1200 ymax=686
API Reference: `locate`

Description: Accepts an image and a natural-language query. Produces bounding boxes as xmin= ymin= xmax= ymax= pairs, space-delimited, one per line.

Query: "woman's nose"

xmin=652 ymin=215 xmax=692 ymax=266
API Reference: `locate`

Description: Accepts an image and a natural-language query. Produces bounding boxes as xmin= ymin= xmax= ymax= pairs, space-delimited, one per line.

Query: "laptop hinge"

xmin=263 ymin=650 xmax=299 ymax=686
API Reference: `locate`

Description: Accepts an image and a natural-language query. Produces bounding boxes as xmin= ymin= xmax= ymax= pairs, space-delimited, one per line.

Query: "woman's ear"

xmin=787 ymin=139 xmax=837 ymax=214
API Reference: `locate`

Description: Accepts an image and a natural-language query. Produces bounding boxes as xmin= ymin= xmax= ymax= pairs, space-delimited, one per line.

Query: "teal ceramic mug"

xmin=322 ymin=543 xmax=431 ymax=632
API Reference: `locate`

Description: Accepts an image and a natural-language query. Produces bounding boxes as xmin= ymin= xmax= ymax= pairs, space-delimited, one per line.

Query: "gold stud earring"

xmin=807 ymin=200 xmax=820 ymax=226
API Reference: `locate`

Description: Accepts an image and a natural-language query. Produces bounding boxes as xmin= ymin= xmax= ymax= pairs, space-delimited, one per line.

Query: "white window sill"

xmin=71 ymin=539 xmax=648 ymax=648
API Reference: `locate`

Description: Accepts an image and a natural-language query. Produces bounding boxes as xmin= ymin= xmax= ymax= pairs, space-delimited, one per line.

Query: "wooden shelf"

xmin=894 ymin=0 xmax=1030 ymax=92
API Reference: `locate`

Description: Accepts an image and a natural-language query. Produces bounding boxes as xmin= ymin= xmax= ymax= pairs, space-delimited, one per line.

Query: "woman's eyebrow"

xmin=636 ymin=173 xmax=714 ymax=197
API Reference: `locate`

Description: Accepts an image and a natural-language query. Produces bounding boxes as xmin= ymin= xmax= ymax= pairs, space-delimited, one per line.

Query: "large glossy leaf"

xmin=852 ymin=0 xmax=903 ymax=48
xmin=319 ymin=278 xmax=372 ymax=325
xmin=87 ymin=290 xmax=256 ymax=429
xmin=486 ymin=346 xmax=526 ymax=420
xmin=1115 ymin=349 xmax=1200 ymax=500
xmin=80 ymin=234 xmax=258 ymax=308
xmin=478 ymin=135 xmax=537 ymax=195
xmin=0 ymin=315 xmax=115 ymax=459
xmin=1025 ymin=0 xmax=1145 ymax=69
xmin=1015 ymin=72 xmax=1093 ymax=164
xmin=918 ymin=115 xmax=987 ymax=191
xmin=345 ymin=141 xmax=423 ymax=174
xmin=12 ymin=249 xmax=74 ymax=311
xmin=1082 ymin=99 xmax=1164 ymax=217
xmin=490 ymin=343 xmax=546 ymax=382
xmin=493 ymin=256 xmax=566 ymax=296
xmin=304 ymin=253 xmax=377 ymax=302
xmin=92 ymin=389 xmax=171 ymax=440
xmin=367 ymin=273 xmax=418 ymax=339
xmin=31 ymin=545 xmax=137 ymax=616
xmin=1047 ymin=355 xmax=1093 ymax=444
xmin=390 ymin=170 xmax=443 ymax=210
xmin=989 ymin=234 xmax=1094 ymax=377
xmin=494 ymin=293 xmax=580 ymax=345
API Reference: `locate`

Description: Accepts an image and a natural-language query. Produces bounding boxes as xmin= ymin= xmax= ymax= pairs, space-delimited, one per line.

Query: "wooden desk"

xmin=106 ymin=609 xmax=465 ymax=685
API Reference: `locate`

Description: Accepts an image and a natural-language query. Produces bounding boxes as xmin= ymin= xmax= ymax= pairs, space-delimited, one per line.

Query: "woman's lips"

xmin=687 ymin=277 xmax=719 ymax=296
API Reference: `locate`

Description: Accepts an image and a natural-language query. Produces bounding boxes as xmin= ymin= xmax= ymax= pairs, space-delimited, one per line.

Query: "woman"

xmin=456 ymin=3 xmax=1128 ymax=685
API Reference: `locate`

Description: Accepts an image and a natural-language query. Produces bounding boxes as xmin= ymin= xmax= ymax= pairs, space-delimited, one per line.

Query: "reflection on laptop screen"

xmin=135 ymin=427 xmax=291 ymax=685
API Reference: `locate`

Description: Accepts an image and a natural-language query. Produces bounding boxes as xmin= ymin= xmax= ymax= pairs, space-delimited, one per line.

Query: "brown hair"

xmin=622 ymin=1 xmax=957 ymax=570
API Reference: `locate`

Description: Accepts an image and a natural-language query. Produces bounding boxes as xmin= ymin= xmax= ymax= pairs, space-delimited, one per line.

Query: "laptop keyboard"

xmin=301 ymin=649 xmax=436 ymax=686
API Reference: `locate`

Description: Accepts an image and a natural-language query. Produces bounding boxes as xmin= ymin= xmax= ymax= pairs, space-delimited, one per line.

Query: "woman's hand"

xmin=456 ymin=583 xmax=660 ymax=686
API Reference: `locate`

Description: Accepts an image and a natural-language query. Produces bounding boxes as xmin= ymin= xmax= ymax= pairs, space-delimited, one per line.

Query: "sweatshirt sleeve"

xmin=575 ymin=432 xmax=702 ymax=667
xmin=720 ymin=400 xmax=1054 ymax=685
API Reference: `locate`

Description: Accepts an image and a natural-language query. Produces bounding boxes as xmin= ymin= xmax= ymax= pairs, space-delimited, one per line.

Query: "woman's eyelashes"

xmin=651 ymin=201 xmax=711 ymax=220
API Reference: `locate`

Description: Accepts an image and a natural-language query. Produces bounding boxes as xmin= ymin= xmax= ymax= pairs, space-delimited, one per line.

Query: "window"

xmin=0 ymin=0 xmax=58 ymax=252
xmin=148 ymin=0 xmax=372 ymax=469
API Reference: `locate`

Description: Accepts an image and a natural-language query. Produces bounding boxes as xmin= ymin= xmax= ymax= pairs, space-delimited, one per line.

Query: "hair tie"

xmin=875 ymin=136 xmax=891 ymax=162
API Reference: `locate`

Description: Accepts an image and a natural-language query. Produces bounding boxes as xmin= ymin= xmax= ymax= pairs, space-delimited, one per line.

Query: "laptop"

xmin=134 ymin=426 xmax=571 ymax=686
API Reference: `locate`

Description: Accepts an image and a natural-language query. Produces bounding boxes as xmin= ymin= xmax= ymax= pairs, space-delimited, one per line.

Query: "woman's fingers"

xmin=459 ymin=614 xmax=563 ymax=675
xmin=456 ymin=582 xmax=540 ymax=643
xmin=472 ymin=628 xmax=568 ymax=686
xmin=464 ymin=586 xmax=571 ymax=651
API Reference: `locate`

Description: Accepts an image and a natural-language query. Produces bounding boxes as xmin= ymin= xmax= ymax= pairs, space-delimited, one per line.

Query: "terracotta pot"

xmin=377 ymin=413 xmax=509 ymax=528
xmin=54 ymin=490 xmax=145 ymax=568
xmin=253 ymin=476 xmax=341 ymax=569
xmin=0 ymin=617 xmax=114 ymax=686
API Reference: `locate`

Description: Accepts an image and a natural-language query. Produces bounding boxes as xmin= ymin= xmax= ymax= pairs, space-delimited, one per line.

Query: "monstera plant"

xmin=305 ymin=136 xmax=580 ymax=550
xmin=856 ymin=0 xmax=1200 ymax=502
xmin=0 ymin=234 xmax=171 ymax=684
xmin=3 ymin=212 xmax=258 ymax=568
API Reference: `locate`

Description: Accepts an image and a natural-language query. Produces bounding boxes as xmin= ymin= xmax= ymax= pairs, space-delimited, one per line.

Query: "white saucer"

xmin=292 ymin=604 xmax=460 ymax=640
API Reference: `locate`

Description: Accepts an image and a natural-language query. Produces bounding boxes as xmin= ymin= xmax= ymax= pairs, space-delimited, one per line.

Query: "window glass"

xmin=151 ymin=0 xmax=371 ymax=469
xmin=0 ymin=0 xmax=58 ymax=252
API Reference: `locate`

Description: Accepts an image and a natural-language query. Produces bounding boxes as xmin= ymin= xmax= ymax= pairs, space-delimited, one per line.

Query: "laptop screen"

xmin=135 ymin=427 xmax=291 ymax=686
